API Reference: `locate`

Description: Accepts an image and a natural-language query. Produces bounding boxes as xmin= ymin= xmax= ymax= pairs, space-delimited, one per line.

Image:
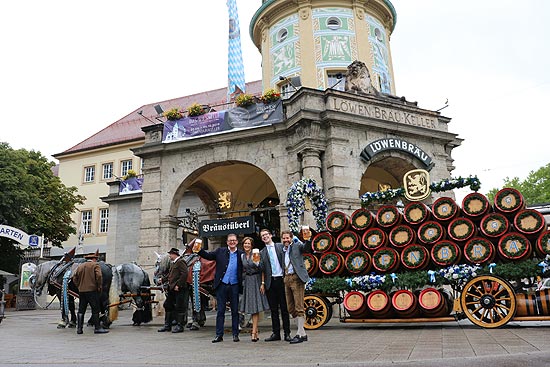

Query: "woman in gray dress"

xmin=240 ymin=237 xmax=270 ymax=342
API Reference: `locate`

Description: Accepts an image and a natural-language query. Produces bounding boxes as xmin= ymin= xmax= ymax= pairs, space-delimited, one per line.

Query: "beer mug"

xmin=302 ymin=225 xmax=312 ymax=241
xmin=252 ymin=248 xmax=260 ymax=263
xmin=192 ymin=238 xmax=202 ymax=253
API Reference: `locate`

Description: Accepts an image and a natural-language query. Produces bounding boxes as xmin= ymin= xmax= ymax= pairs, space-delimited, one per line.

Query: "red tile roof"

xmin=54 ymin=80 xmax=263 ymax=157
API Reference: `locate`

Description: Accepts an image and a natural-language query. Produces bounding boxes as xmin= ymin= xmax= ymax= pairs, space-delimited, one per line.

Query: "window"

xmin=81 ymin=210 xmax=92 ymax=234
xmin=280 ymin=83 xmax=293 ymax=100
xmin=326 ymin=17 xmax=342 ymax=30
xmin=84 ymin=166 xmax=95 ymax=183
xmin=121 ymin=160 xmax=133 ymax=177
xmin=99 ymin=208 xmax=109 ymax=233
xmin=102 ymin=162 xmax=113 ymax=180
xmin=327 ymin=72 xmax=346 ymax=91
xmin=276 ymin=28 xmax=288 ymax=43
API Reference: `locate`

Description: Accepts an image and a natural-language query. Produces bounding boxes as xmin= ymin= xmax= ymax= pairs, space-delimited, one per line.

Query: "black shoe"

xmin=157 ymin=325 xmax=171 ymax=332
xmin=171 ymin=325 xmax=184 ymax=333
xmin=264 ymin=333 xmax=281 ymax=342
xmin=94 ymin=328 xmax=109 ymax=334
xmin=289 ymin=335 xmax=303 ymax=344
xmin=233 ymin=335 xmax=240 ymax=342
xmin=301 ymin=335 xmax=308 ymax=342
xmin=189 ymin=325 xmax=199 ymax=331
xmin=212 ymin=336 xmax=223 ymax=343
xmin=284 ymin=334 xmax=292 ymax=342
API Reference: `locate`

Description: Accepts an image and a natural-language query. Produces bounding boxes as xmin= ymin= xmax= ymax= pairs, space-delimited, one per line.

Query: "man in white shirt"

xmin=259 ymin=228 xmax=291 ymax=342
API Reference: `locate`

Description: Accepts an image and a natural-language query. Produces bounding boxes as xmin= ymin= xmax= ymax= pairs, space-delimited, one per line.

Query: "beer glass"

xmin=192 ymin=238 xmax=202 ymax=253
xmin=302 ymin=225 xmax=312 ymax=241
xmin=252 ymin=248 xmax=260 ymax=263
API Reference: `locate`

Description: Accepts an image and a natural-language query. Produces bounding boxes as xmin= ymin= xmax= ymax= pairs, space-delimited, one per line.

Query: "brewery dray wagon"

xmin=296 ymin=183 xmax=550 ymax=330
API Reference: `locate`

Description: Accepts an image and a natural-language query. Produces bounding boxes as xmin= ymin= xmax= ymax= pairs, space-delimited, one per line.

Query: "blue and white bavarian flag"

xmin=227 ymin=0 xmax=246 ymax=102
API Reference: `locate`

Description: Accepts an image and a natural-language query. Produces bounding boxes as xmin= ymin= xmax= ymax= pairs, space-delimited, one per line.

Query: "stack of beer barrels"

xmin=303 ymin=187 xmax=550 ymax=319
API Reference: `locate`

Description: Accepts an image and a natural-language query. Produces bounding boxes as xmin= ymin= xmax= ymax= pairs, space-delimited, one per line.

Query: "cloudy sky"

xmin=1 ymin=0 xmax=549 ymax=200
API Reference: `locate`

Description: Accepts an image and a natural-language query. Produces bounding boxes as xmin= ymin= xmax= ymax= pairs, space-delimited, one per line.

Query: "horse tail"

xmin=141 ymin=268 xmax=153 ymax=323
xmin=109 ymin=266 xmax=120 ymax=322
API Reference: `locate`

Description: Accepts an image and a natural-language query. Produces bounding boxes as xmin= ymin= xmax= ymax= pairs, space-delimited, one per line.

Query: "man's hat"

xmin=167 ymin=247 xmax=180 ymax=256
xmin=84 ymin=249 xmax=99 ymax=259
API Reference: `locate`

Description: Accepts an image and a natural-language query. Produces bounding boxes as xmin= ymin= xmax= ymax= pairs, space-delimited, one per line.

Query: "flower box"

xmin=361 ymin=228 xmax=387 ymax=251
xmin=431 ymin=240 xmax=461 ymax=267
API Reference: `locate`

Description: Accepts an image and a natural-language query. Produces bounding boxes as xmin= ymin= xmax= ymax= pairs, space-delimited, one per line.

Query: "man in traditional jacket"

xmin=158 ymin=247 xmax=189 ymax=333
xmin=72 ymin=250 xmax=108 ymax=334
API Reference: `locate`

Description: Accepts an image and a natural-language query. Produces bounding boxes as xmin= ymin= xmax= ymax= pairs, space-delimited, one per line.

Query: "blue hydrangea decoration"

xmin=286 ymin=177 xmax=328 ymax=233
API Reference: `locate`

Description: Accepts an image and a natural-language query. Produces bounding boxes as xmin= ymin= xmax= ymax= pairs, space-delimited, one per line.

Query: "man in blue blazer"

xmin=198 ymin=233 xmax=243 ymax=343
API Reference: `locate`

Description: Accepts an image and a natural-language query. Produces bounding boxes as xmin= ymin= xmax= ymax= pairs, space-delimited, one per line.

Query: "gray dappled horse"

xmin=110 ymin=263 xmax=153 ymax=325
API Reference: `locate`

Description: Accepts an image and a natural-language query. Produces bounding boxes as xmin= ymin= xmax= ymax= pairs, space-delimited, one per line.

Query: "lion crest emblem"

xmin=344 ymin=60 xmax=379 ymax=96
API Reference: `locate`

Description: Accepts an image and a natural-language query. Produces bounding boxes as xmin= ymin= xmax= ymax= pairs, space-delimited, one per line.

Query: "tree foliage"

xmin=0 ymin=143 xmax=84 ymax=273
xmin=487 ymin=163 xmax=550 ymax=206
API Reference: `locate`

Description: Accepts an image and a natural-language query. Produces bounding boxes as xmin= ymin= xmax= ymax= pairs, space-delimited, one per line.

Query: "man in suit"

xmin=260 ymin=228 xmax=291 ymax=342
xmin=281 ymin=230 xmax=310 ymax=344
xmin=157 ymin=247 xmax=188 ymax=333
xmin=198 ymin=233 xmax=243 ymax=343
xmin=72 ymin=250 xmax=108 ymax=335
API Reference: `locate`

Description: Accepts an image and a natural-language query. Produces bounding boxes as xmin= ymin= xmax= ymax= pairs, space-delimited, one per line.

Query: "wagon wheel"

xmin=304 ymin=295 xmax=331 ymax=330
xmin=460 ymin=275 xmax=516 ymax=328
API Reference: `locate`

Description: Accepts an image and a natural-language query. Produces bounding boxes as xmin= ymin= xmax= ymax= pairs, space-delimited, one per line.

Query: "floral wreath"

xmin=360 ymin=175 xmax=481 ymax=207
xmin=286 ymin=177 xmax=328 ymax=233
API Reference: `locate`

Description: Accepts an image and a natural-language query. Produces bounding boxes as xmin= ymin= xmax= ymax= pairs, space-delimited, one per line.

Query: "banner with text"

xmin=199 ymin=216 xmax=255 ymax=237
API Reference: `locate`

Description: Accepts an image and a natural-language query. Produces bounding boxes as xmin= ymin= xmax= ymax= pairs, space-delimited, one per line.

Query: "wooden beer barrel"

xmin=432 ymin=197 xmax=460 ymax=222
xmin=389 ymin=225 xmax=416 ymax=249
xmin=343 ymin=291 xmax=369 ymax=318
xmin=391 ymin=289 xmax=420 ymax=318
xmin=318 ymin=251 xmax=345 ymax=276
xmin=366 ymin=290 xmax=392 ymax=318
xmin=462 ymin=192 xmax=491 ymax=222
xmin=400 ymin=244 xmax=429 ymax=271
xmin=376 ymin=205 xmax=402 ymax=229
xmin=335 ymin=230 xmax=360 ymax=253
xmin=431 ymin=240 xmax=462 ymax=267
xmin=418 ymin=288 xmax=451 ymax=317
xmin=418 ymin=221 xmax=446 ymax=246
xmin=311 ymin=232 xmax=335 ymax=253
xmin=345 ymin=250 xmax=371 ymax=275
xmin=447 ymin=217 xmax=476 ymax=243
xmin=464 ymin=237 xmax=495 ymax=265
xmin=514 ymin=209 xmax=547 ymax=239
xmin=515 ymin=293 xmax=538 ymax=316
xmin=362 ymin=228 xmax=387 ymax=252
xmin=494 ymin=187 xmax=525 ymax=217
xmin=479 ymin=213 xmax=509 ymax=239
xmin=303 ymin=253 xmax=318 ymax=276
xmin=497 ymin=232 xmax=532 ymax=261
xmin=350 ymin=208 xmax=375 ymax=232
xmin=403 ymin=202 xmax=431 ymax=227
xmin=372 ymin=247 xmax=400 ymax=273
xmin=536 ymin=231 xmax=550 ymax=257
xmin=536 ymin=290 xmax=550 ymax=316
xmin=326 ymin=211 xmax=350 ymax=233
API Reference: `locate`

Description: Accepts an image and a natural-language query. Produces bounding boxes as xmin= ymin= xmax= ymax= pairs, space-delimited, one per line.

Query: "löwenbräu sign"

xmin=199 ymin=216 xmax=255 ymax=237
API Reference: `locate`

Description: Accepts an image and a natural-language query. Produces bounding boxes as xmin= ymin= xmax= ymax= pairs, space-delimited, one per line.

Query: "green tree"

xmin=487 ymin=163 xmax=550 ymax=206
xmin=0 ymin=143 xmax=85 ymax=273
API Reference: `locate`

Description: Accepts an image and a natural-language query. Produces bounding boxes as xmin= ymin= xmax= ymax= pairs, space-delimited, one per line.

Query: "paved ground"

xmin=1 ymin=306 xmax=550 ymax=367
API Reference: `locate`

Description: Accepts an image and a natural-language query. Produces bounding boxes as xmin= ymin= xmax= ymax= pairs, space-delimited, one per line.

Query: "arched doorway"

xmin=359 ymin=155 xmax=417 ymax=209
xmin=172 ymin=161 xmax=281 ymax=248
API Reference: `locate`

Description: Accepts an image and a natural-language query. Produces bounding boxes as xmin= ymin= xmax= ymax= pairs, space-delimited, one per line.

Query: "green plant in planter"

xmin=260 ymin=89 xmax=281 ymax=103
xmin=187 ymin=103 xmax=205 ymax=117
xmin=163 ymin=108 xmax=184 ymax=121
xmin=123 ymin=169 xmax=138 ymax=180
xmin=235 ymin=93 xmax=255 ymax=107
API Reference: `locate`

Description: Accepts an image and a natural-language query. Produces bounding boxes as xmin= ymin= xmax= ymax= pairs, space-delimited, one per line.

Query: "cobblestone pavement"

xmin=0 ymin=307 xmax=549 ymax=367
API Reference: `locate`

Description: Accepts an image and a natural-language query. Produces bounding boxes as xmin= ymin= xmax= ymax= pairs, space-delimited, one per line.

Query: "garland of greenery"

xmin=418 ymin=221 xmax=444 ymax=244
xmin=401 ymin=245 xmax=428 ymax=269
xmin=494 ymin=188 xmax=523 ymax=212
xmin=362 ymin=228 xmax=386 ymax=251
xmin=514 ymin=210 xmax=544 ymax=234
xmin=431 ymin=241 xmax=460 ymax=266
xmin=345 ymin=251 xmax=371 ymax=274
xmin=360 ymin=175 xmax=481 ymax=206
xmin=480 ymin=213 xmax=508 ymax=237
xmin=286 ymin=177 xmax=328 ymax=233
xmin=448 ymin=218 xmax=475 ymax=241
xmin=373 ymin=248 xmax=398 ymax=272
xmin=498 ymin=233 xmax=530 ymax=259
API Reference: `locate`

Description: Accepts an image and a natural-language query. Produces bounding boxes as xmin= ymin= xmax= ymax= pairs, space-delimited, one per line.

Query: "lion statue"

xmin=344 ymin=60 xmax=379 ymax=96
